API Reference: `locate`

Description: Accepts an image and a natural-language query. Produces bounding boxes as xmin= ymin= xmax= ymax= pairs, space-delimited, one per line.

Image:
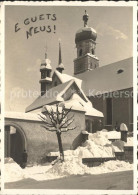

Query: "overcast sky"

xmin=5 ymin=5 xmax=133 ymax=112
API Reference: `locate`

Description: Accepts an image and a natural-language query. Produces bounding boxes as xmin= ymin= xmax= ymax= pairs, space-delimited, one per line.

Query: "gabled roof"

xmin=59 ymin=93 xmax=103 ymax=117
xmin=76 ymin=57 xmax=133 ymax=96
xmin=42 ymin=93 xmax=103 ymax=117
xmin=25 ymin=80 xmax=72 ymax=113
xmin=25 ymin=79 xmax=88 ymax=113
xmin=54 ymin=70 xmax=82 ymax=88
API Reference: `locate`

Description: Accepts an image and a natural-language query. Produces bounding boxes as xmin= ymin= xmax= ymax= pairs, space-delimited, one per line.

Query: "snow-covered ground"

xmin=5 ymin=157 xmax=133 ymax=183
xmin=4 ymin=130 xmax=133 ymax=183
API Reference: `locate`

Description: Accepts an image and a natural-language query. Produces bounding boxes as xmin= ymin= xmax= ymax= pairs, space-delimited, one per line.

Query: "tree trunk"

xmin=56 ymin=132 xmax=64 ymax=162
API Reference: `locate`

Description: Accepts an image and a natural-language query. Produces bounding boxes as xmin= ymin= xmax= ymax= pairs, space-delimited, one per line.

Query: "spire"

xmin=58 ymin=39 xmax=62 ymax=65
xmin=56 ymin=39 xmax=64 ymax=73
xmin=83 ymin=10 xmax=89 ymax=27
xmin=44 ymin=43 xmax=47 ymax=59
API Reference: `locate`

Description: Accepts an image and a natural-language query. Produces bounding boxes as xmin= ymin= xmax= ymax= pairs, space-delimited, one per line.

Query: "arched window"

xmin=47 ymin=70 xmax=51 ymax=77
xmin=79 ymin=49 xmax=82 ymax=56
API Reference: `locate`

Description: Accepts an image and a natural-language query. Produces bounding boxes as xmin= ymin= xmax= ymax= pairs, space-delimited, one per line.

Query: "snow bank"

xmin=73 ymin=131 xmax=123 ymax=158
xmin=48 ymin=158 xmax=133 ymax=177
xmin=125 ymin=137 xmax=133 ymax=146
xmin=5 ymin=131 xmax=133 ymax=183
xmin=4 ymin=158 xmax=54 ymax=182
xmin=49 ymin=131 xmax=132 ymax=158
xmin=5 ymin=158 xmax=25 ymax=182
xmin=101 ymin=129 xmax=121 ymax=140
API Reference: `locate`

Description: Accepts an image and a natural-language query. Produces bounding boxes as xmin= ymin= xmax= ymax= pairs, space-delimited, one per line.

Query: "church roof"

xmin=25 ymin=78 xmax=103 ymax=117
xmin=42 ymin=93 xmax=103 ymax=117
xmin=25 ymin=80 xmax=72 ymax=113
xmin=5 ymin=112 xmax=41 ymax=121
xmin=76 ymin=57 xmax=133 ymax=96
xmin=59 ymin=93 xmax=103 ymax=117
xmin=75 ymin=27 xmax=97 ymax=43
xmin=54 ymin=70 xmax=82 ymax=88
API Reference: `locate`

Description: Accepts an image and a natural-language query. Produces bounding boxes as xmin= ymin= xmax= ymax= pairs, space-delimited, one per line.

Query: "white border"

xmin=1 ymin=2 xmax=5 ymax=194
xmin=1 ymin=1 xmax=137 ymax=195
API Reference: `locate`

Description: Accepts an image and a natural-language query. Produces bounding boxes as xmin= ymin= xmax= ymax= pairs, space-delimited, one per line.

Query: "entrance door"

xmin=5 ymin=125 xmax=25 ymax=165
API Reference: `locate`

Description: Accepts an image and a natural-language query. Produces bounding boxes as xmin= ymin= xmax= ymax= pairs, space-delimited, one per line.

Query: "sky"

xmin=5 ymin=5 xmax=133 ymax=112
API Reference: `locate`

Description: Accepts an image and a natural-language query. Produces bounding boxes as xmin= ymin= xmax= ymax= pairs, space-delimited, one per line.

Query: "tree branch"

xmin=38 ymin=114 xmax=54 ymax=127
xmin=59 ymin=105 xmax=65 ymax=123
xmin=50 ymin=108 xmax=57 ymax=125
xmin=41 ymin=125 xmax=56 ymax=132
xmin=62 ymin=106 xmax=72 ymax=121
xmin=61 ymin=126 xmax=77 ymax=132
xmin=60 ymin=115 xmax=74 ymax=128
xmin=56 ymin=104 xmax=59 ymax=124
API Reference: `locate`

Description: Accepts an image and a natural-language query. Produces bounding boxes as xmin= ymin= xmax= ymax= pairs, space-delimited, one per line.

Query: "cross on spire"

xmin=83 ymin=10 xmax=89 ymax=27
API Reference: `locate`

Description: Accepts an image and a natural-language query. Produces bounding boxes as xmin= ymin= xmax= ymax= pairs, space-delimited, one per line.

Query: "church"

xmin=5 ymin=11 xmax=133 ymax=164
xmin=26 ymin=10 xmax=133 ymax=132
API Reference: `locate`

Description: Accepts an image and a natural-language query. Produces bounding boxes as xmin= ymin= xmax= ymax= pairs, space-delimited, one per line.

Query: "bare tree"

xmin=38 ymin=104 xmax=76 ymax=162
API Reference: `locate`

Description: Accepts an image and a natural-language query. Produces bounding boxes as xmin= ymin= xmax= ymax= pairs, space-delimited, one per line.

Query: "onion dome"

xmin=75 ymin=10 xmax=97 ymax=44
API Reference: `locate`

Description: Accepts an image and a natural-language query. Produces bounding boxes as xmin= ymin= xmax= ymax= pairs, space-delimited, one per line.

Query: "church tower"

xmin=74 ymin=10 xmax=99 ymax=75
xmin=39 ymin=49 xmax=52 ymax=96
xmin=56 ymin=40 xmax=64 ymax=73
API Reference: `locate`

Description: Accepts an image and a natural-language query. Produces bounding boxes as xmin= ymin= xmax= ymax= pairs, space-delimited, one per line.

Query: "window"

xmin=47 ymin=70 xmax=50 ymax=77
xmin=117 ymin=69 xmax=124 ymax=74
xmin=86 ymin=120 xmax=92 ymax=133
xmin=79 ymin=49 xmax=82 ymax=56
xmin=41 ymin=71 xmax=45 ymax=79
xmin=91 ymin=48 xmax=95 ymax=55
xmin=106 ymin=98 xmax=112 ymax=125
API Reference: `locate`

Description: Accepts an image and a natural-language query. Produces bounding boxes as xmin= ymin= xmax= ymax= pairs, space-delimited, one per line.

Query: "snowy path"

xmin=5 ymin=170 xmax=133 ymax=190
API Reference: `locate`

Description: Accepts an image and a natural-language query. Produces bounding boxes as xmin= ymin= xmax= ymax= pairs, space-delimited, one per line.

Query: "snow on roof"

xmin=76 ymin=27 xmax=97 ymax=34
xmin=62 ymin=93 xmax=103 ymax=117
xmin=5 ymin=112 xmax=41 ymax=121
xmin=42 ymin=105 xmax=59 ymax=113
xmin=54 ymin=70 xmax=82 ymax=88
xmin=76 ymin=57 xmax=133 ymax=96
xmin=25 ymin=80 xmax=72 ymax=113
xmin=26 ymin=79 xmax=90 ymax=113
xmin=120 ymin=123 xmax=128 ymax=131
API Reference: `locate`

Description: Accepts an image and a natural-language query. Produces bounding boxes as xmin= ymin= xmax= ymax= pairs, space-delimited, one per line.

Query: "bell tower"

xmin=74 ymin=11 xmax=99 ymax=75
xmin=39 ymin=47 xmax=52 ymax=96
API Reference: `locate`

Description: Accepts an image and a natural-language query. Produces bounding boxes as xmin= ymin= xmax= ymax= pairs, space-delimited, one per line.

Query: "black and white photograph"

xmin=0 ymin=1 xmax=137 ymax=194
